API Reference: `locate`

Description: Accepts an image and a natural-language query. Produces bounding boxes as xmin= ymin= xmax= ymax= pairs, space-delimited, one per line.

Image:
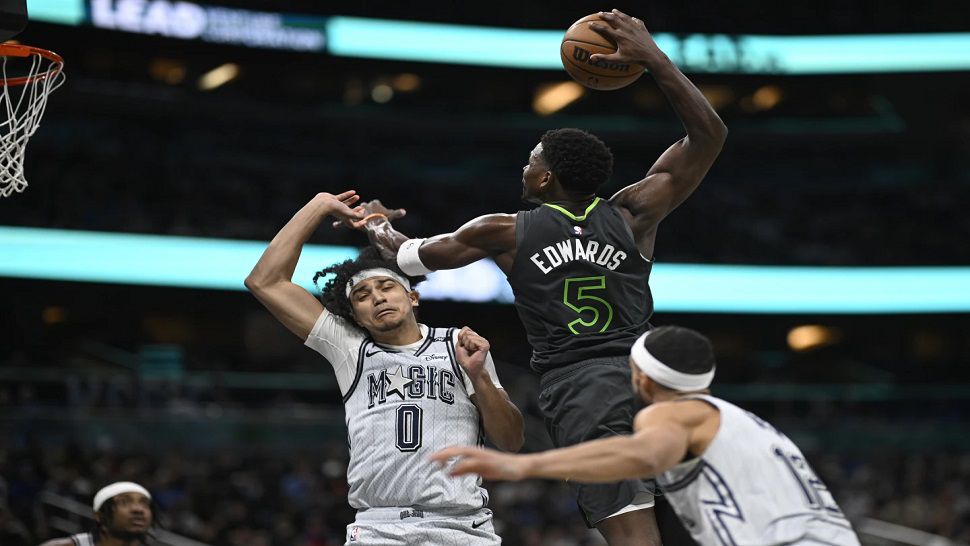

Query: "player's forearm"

xmin=365 ymin=218 xmax=409 ymax=262
xmin=246 ymin=195 xmax=332 ymax=288
xmin=522 ymin=435 xmax=656 ymax=483
xmin=642 ymin=50 xmax=727 ymax=144
xmin=472 ymin=378 xmax=525 ymax=452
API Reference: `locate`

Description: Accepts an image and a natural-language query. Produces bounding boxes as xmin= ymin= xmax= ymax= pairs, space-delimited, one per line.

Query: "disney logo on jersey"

xmin=530 ymin=237 xmax=628 ymax=274
xmin=367 ymin=364 xmax=457 ymax=408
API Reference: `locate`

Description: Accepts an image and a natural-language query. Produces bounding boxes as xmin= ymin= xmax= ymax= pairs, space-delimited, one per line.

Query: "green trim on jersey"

xmin=543 ymin=197 xmax=602 ymax=222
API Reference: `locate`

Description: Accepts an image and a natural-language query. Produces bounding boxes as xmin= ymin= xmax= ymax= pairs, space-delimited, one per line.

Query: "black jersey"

xmin=507 ymin=198 xmax=653 ymax=373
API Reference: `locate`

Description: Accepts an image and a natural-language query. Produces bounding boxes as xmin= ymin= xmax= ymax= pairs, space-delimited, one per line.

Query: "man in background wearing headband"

xmin=39 ymin=482 xmax=153 ymax=546
xmin=433 ymin=326 xmax=861 ymax=546
xmin=246 ymin=191 xmax=523 ymax=544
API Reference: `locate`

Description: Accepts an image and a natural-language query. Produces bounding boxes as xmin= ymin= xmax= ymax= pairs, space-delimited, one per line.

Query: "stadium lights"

xmin=533 ymin=82 xmax=585 ymax=116
xmin=787 ymin=325 xmax=841 ymax=351
xmin=198 ymin=63 xmax=239 ymax=91
xmin=3 ymin=226 xmax=970 ymax=314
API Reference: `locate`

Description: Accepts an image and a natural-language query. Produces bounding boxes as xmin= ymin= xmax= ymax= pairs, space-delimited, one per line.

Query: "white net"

xmin=0 ymin=47 xmax=65 ymax=198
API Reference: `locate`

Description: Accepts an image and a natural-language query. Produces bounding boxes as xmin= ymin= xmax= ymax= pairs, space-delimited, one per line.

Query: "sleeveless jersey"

xmin=342 ymin=327 xmax=488 ymax=511
xmin=507 ymin=198 xmax=653 ymax=373
xmin=70 ymin=533 xmax=95 ymax=546
xmin=658 ymin=396 xmax=860 ymax=546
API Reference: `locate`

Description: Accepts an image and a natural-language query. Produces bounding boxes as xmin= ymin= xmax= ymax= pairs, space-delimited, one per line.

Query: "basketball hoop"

xmin=0 ymin=43 xmax=64 ymax=198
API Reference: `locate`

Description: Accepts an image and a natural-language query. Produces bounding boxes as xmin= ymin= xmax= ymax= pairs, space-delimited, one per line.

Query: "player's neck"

xmin=98 ymin=534 xmax=144 ymax=546
xmin=370 ymin=320 xmax=423 ymax=346
xmin=543 ymin=190 xmax=597 ymax=212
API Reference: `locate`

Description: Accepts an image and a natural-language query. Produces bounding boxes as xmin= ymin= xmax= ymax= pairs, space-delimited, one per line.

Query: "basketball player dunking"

xmin=40 ymin=482 xmax=153 ymax=546
xmin=433 ymin=326 xmax=862 ymax=546
xmin=245 ymin=191 xmax=524 ymax=545
xmin=342 ymin=10 xmax=726 ymax=545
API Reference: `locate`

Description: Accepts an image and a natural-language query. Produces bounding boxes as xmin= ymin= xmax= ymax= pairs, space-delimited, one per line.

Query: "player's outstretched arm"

xmin=245 ymin=191 xmax=364 ymax=339
xmin=591 ymin=10 xmax=727 ymax=257
xmin=339 ymin=200 xmax=517 ymax=273
xmin=432 ymin=404 xmax=692 ymax=483
xmin=455 ymin=327 xmax=525 ymax=452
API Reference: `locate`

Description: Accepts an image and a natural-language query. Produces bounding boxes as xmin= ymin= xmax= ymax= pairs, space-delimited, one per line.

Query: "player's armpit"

xmin=419 ymin=213 xmax=516 ymax=270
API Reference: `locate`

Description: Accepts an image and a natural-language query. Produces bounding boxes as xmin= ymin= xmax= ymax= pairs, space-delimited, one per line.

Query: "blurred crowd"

xmin=5 ymin=105 xmax=968 ymax=267
xmin=1 ymin=443 xmax=968 ymax=546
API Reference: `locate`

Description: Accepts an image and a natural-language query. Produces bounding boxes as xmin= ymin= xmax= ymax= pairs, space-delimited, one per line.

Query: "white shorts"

xmin=346 ymin=507 xmax=500 ymax=546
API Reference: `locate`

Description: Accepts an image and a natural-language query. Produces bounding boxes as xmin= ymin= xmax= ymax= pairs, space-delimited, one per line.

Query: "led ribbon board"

xmin=327 ymin=17 xmax=970 ymax=74
xmin=27 ymin=0 xmax=85 ymax=25
xmin=2 ymin=227 xmax=969 ymax=313
xmin=26 ymin=2 xmax=970 ymax=73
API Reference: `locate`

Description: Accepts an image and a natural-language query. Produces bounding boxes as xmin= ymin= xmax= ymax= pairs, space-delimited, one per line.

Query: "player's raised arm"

xmin=340 ymin=199 xmax=517 ymax=274
xmin=592 ymin=10 xmax=728 ymax=256
xmin=245 ymin=191 xmax=364 ymax=339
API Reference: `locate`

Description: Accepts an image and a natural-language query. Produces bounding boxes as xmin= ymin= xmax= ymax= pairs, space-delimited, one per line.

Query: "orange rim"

xmin=0 ymin=43 xmax=64 ymax=87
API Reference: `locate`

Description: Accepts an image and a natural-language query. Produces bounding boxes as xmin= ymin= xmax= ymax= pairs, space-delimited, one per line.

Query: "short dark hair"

xmin=642 ymin=326 xmax=716 ymax=375
xmin=312 ymin=247 xmax=426 ymax=324
xmin=539 ymin=128 xmax=613 ymax=194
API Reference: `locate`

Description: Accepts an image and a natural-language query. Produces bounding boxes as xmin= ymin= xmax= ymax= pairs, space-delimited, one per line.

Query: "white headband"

xmin=346 ymin=268 xmax=412 ymax=297
xmin=630 ymin=331 xmax=715 ymax=391
xmin=93 ymin=482 xmax=151 ymax=511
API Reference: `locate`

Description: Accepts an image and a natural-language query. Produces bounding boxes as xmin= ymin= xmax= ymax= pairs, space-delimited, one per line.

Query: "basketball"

xmin=560 ymin=14 xmax=644 ymax=91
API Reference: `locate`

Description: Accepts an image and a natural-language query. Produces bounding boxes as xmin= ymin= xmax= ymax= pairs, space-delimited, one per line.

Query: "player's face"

xmin=103 ymin=492 xmax=152 ymax=536
xmin=350 ymin=277 xmax=418 ymax=333
xmin=521 ymin=143 xmax=549 ymax=203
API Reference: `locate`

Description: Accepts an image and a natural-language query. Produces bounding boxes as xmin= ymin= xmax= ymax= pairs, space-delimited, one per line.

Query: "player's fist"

xmin=455 ymin=326 xmax=489 ymax=380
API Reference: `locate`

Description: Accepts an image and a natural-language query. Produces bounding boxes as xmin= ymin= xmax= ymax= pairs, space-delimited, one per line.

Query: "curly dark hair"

xmin=90 ymin=496 xmax=160 ymax=544
xmin=539 ymin=128 xmax=614 ymax=194
xmin=312 ymin=247 xmax=426 ymax=324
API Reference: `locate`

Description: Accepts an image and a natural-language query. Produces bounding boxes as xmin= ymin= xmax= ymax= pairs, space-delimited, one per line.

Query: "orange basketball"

xmin=560 ymin=14 xmax=644 ymax=91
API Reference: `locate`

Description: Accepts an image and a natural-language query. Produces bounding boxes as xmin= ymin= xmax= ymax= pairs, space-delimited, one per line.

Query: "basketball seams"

xmin=559 ymin=42 xmax=642 ymax=79
xmin=562 ymin=37 xmax=617 ymax=50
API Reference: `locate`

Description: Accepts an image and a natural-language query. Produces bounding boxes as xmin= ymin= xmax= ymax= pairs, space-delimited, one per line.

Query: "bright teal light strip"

xmin=2 ymin=226 xmax=970 ymax=313
xmin=327 ymin=16 xmax=563 ymax=69
xmin=28 ymin=0 xmax=85 ymax=26
xmin=327 ymin=16 xmax=970 ymax=74
xmin=651 ymin=264 xmax=970 ymax=313
xmin=0 ymin=226 xmax=357 ymax=292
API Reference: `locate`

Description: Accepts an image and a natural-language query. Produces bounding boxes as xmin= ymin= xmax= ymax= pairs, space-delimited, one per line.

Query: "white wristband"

xmin=397 ymin=238 xmax=434 ymax=276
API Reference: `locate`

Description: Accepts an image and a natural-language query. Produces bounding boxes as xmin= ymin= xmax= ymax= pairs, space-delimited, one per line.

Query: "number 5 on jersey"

xmin=563 ymin=276 xmax=614 ymax=334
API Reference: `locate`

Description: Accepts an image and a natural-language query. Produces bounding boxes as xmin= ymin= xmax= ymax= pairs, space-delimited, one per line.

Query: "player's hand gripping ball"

xmin=560 ymin=12 xmax=645 ymax=90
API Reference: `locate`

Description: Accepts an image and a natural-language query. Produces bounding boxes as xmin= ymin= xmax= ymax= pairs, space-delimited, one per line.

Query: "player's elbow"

xmin=709 ymin=116 xmax=728 ymax=143
xmin=494 ymin=411 xmax=525 ymax=452
xmin=244 ymin=273 xmax=265 ymax=293
xmin=503 ymin=428 xmax=525 ymax=453
xmin=496 ymin=434 xmax=524 ymax=453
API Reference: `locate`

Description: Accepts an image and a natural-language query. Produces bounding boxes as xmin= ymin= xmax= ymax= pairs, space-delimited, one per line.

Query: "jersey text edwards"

xmin=529 ymin=237 xmax=628 ymax=274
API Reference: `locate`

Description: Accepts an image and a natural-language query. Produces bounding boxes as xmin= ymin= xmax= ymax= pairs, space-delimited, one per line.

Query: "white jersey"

xmin=306 ymin=313 xmax=502 ymax=512
xmin=657 ymin=395 xmax=860 ymax=546
xmin=69 ymin=533 xmax=95 ymax=546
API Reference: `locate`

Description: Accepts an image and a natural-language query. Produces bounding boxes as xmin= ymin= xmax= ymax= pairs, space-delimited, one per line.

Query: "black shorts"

xmin=538 ymin=356 xmax=657 ymax=527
